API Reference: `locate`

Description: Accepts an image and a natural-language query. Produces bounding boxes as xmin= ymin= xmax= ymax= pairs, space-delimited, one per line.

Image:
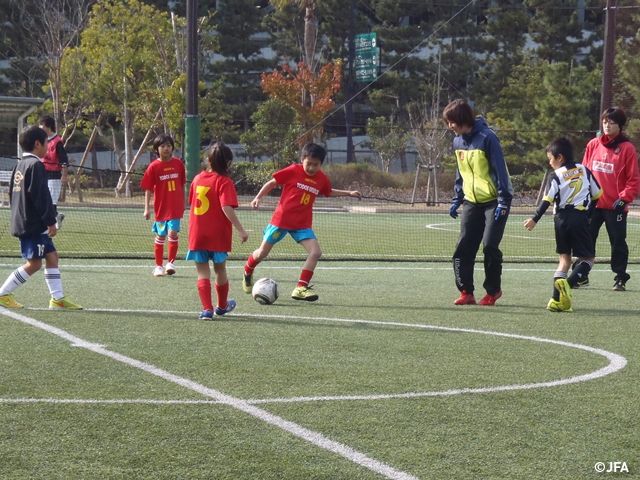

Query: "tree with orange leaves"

xmin=261 ymin=60 xmax=342 ymax=145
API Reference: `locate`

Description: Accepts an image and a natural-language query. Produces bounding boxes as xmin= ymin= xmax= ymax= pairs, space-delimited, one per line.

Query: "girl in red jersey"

xmin=242 ymin=143 xmax=361 ymax=302
xmin=186 ymin=143 xmax=248 ymax=319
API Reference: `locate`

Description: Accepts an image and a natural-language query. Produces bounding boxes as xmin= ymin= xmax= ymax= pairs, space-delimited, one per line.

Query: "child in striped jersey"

xmin=524 ymin=137 xmax=602 ymax=312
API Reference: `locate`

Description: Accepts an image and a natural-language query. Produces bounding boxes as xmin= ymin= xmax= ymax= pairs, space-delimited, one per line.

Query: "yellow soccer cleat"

xmin=242 ymin=273 xmax=253 ymax=294
xmin=547 ymin=298 xmax=573 ymax=313
xmin=49 ymin=296 xmax=83 ymax=310
xmin=291 ymin=285 xmax=319 ymax=302
xmin=0 ymin=293 xmax=24 ymax=309
xmin=554 ymin=278 xmax=572 ymax=311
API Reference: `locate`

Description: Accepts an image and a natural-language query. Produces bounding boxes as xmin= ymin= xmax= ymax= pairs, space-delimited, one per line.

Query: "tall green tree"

xmin=210 ymin=0 xmax=276 ymax=144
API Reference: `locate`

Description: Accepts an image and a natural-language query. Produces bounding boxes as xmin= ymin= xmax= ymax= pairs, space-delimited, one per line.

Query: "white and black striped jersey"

xmin=532 ymin=163 xmax=602 ymax=222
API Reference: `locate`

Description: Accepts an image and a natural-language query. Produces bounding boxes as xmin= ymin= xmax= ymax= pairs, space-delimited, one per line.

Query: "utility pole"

xmin=345 ymin=0 xmax=356 ymax=163
xmin=600 ymin=0 xmax=617 ymax=115
xmin=185 ymin=0 xmax=200 ymax=183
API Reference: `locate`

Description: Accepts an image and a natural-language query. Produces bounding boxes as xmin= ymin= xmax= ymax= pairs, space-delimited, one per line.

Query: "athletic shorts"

xmin=185 ymin=250 xmax=228 ymax=264
xmin=554 ymin=209 xmax=594 ymax=258
xmin=153 ymin=219 xmax=181 ymax=236
xmin=20 ymin=234 xmax=56 ymax=259
xmin=48 ymin=179 xmax=62 ymax=205
xmin=263 ymin=224 xmax=316 ymax=244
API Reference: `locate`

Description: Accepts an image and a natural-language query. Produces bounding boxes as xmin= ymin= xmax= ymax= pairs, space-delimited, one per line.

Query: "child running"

xmin=524 ymin=137 xmax=602 ymax=312
xmin=0 ymin=126 xmax=82 ymax=310
xmin=141 ymin=134 xmax=186 ymax=277
xmin=242 ymin=142 xmax=361 ymax=302
xmin=186 ymin=143 xmax=248 ymax=319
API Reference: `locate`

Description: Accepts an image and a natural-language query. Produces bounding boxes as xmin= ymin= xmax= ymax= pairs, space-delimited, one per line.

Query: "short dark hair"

xmin=19 ymin=126 xmax=48 ymax=153
xmin=206 ymin=142 xmax=233 ymax=175
xmin=300 ymin=143 xmax=326 ymax=163
xmin=38 ymin=115 xmax=56 ymax=132
xmin=152 ymin=133 xmax=175 ymax=153
xmin=546 ymin=137 xmax=574 ymax=164
xmin=601 ymin=107 xmax=627 ymax=130
xmin=442 ymin=99 xmax=476 ymax=128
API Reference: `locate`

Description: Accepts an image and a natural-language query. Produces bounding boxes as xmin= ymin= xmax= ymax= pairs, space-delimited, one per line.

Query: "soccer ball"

xmin=252 ymin=278 xmax=279 ymax=305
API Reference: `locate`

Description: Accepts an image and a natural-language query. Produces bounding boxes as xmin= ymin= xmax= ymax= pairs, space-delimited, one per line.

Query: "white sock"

xmin=0 ymin=267 xmax=30 ymax=296
xmin=44 ymin=268 xmax=64 ymax=300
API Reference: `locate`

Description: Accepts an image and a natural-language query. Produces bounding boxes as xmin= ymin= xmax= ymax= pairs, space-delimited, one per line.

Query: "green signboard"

xmin=355 ymin=33 xmax=379 ymax=82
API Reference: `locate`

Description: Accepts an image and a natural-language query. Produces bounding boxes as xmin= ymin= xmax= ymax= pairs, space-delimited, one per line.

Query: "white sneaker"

xmin=153 ymin=266 xmax=165 ymax=277
xmin=56 ymin=213 xmax=65 ymax=229
xmin=165 ymin=262 xmax=176 ymax=275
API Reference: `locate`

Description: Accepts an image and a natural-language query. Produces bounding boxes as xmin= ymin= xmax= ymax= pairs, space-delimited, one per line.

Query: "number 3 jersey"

xmin=140 ymin=157 xmax=186 ymax=221
xmin=188 ymin=171 xmax=239 ymax=252
xmin=532 ymin=163 xmax=602 ymax=222
xmin=270 ymin=164 xmax=332 ymax=230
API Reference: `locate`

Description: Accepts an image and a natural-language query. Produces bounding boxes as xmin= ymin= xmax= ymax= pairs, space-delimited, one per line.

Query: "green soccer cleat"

xmin=554 ymin=278 xmax=572 ymax=311
xmin=0 ymin=293 xmax=23 ymax=309
xmin=49 ymin=296 xmax=83 ymax=310
xmin=242 ymin=273 xmax=253 ymax=294
xmin=546 ymin=298 xmax=573 ymax=313
xmin=291 ymin=285 xmax=319 ymax=302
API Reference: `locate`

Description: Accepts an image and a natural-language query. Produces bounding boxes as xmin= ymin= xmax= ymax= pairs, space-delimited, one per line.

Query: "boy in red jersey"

xmin=38 ymin=116 xmax=69 ymax=229
xmin=186 ymin=143 xmax=248 ymax=319
xmin=141 ymin=134 xmax=186 ymax=276
xmin=242 ymin=143 xmax=361 ymax=301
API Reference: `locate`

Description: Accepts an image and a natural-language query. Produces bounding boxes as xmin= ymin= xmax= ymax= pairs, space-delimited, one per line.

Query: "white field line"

xmin=425 ymin=222 xmax=554 ymax=241
xmin=2 ymin=309 xmax=627 ymax=406
xmin=0 ymin=308 xmax=418 ymax=480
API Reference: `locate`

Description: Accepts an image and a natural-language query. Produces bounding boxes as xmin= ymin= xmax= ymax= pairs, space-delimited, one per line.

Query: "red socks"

xmin=244 ymin=254 xmax=260 ymax=275
xmin=197 ymin=279 xmax=213 ymax=311
xmin=167 ymin=236 xmax=179 ymax=263
xmin=297 ymin=269 xmax=314 ymax=288
xmin=215 ymin=281 xmax=229 ymax=309
xmin=154 ymin=238 xmax=165 ymax=266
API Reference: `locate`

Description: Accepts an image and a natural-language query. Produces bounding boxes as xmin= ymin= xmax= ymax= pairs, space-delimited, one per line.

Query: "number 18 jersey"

xmin=270 ymin=164 xmax=332 ymax=230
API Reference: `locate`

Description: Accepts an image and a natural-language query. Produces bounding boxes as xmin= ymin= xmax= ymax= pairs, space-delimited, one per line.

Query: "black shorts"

xmin=554 ymin=209 xmax=594 ymax=258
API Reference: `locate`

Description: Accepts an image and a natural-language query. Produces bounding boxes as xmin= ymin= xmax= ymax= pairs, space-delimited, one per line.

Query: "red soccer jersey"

xmin=140 ymin=157 xmax=186 ymax=221
xmin=188 ymin=171 xmax=239 ymax=252
xmin=270 ymin=164 xmax=332 ymax=230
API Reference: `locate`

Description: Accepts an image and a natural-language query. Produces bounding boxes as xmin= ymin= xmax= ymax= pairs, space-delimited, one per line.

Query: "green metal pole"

xmin=185 ymin=115 xmax=200 ymax=182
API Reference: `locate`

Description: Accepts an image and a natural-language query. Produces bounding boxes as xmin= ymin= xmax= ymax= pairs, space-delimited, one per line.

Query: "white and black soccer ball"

xmin=252 ymin=278 xmax=279 ymax=305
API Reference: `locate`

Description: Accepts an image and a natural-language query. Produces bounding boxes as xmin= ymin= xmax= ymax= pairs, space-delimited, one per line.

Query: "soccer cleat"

xmin=242 ymin=273 xmax=253 ymax=294
xmin=214 ymin=299 xmax=236 ymax=316
xmin=547 ymin=298 xmax=573 ymax=313
xmin=0 ymin=293 xmax=23 ymax=309
xmin=165 ymin=262 xmax=176 ymax=275
xmin=199 ymin=309 xmax=214 ymax=320
xmin=573 ymin=277 xmax=589 ymax=289
xmin=478 ymin=290 xmax=502 ymax=306
xmin=453 ymin=291 xmax=476 ymax=305
xmin=49 ymin=296 xmax=83 ymax=310
xmin=554 ymin=278 xmax=572 ymax=311
xmin=291 ymin=285 xmax=319 ymax=302
xmin=56 ymin=213 xmax=65 ymax=229
xmin=153 ymin=266 xmax=165 ymax=277
xmin=613 ymin=279 xmax=626 ymax=291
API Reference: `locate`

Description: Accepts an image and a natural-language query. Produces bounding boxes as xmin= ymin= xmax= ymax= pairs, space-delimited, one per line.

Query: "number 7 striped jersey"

xmin=545 ymin=163 xmax=602 ymax=213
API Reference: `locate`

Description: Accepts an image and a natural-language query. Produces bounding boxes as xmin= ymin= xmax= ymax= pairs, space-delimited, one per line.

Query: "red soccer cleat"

xmin=479 ymin=290 xmax=503 ymax=306
xmin=454 ymin=291 xmax=476 ymax=305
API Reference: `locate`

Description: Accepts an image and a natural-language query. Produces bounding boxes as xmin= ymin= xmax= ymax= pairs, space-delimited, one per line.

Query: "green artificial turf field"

xmin=0 ymin=259 xmax=637 ymax=479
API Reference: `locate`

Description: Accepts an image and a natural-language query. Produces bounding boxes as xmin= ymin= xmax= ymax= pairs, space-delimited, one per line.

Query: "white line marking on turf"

xmin=425 ymin=222 xmax=554 ymax=240
xmin=0 ymin=308 xmax=417 ymax=480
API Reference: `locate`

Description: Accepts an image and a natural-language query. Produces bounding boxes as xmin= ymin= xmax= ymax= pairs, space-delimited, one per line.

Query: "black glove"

xmin=613 ymin=198 xmax=626 ymax=213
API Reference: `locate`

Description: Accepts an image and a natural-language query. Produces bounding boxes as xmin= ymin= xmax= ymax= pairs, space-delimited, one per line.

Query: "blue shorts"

xmin=153 ymin=219 xmax=181 ymax=237
xmin=20 ymin=234 xmax=56 ymax=259
xmin=186 ymin=250 xmax=228 ymax=264
xmin=263 ymin=224 xmax=316 ymax=244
